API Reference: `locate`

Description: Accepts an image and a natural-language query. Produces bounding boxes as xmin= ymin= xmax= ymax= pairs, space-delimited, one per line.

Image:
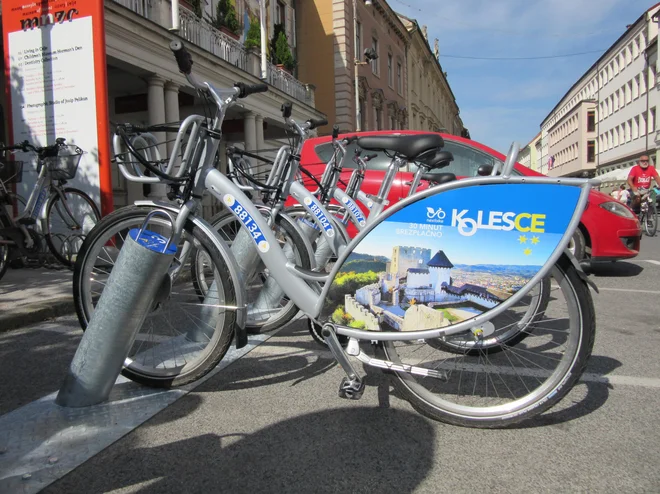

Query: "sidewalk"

xmin=0 ymin=267 xmax=74 ymax=332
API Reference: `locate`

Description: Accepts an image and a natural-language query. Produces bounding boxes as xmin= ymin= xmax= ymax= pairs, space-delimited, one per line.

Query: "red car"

xmin=295 ymin=130 xmax=642 ymax=263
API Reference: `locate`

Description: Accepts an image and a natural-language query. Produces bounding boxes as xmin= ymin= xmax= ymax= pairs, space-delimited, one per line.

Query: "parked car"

xmin=295 ymin=130 xmax=642 ymax=263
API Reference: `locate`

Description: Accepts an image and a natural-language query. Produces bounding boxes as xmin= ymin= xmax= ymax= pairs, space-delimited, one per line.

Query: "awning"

xmin=597 ymin=166 xmax=634 ymax=183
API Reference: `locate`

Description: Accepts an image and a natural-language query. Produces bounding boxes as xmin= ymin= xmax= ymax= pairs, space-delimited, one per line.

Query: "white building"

xmin=538 ymin=4 xmax=660 ymax=186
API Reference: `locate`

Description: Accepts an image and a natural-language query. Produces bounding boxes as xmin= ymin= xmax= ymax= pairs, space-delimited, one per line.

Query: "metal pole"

xmin=170 ymin=0 xmax=180 ymax=32
xmin=353 ymin=0 xmax=361 ymax=132
xmin=260 ymin=0 xmax=268 ymax=80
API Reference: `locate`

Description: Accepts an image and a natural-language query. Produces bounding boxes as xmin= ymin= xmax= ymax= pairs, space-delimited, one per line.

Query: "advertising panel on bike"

xmin=322 ymin=183 xmax=581 ymax=332
xmin=2 ymin=0 xmax=112 ymax=215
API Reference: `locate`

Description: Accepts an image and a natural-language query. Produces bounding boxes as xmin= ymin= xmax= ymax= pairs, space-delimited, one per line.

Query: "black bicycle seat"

xmin=357 ymin=134 xmax=444 ymax=160
xmin=421 ymin=172 xmax=457 ymax=184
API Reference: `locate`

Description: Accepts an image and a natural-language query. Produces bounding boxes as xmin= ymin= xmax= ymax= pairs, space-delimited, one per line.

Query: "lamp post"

xmin=353 ymin=0 xmax=373 ymax=132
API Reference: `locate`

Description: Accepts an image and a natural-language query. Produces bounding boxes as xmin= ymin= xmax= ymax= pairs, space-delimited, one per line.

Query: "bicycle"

xmin=74 ymin=40 xmax=597 ymax=427
xmin=0 ymin=139 xmax=100 ymax=280
xmin=637 ymin=189 xmax=657 ymax=237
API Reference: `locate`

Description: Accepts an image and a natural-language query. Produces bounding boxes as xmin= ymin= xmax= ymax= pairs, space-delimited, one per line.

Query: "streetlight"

xmin=353 ymin=0 xmax=375 ymax=131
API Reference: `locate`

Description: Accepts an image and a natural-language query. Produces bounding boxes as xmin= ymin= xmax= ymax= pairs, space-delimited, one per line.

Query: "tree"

xmin=244 ymin=16 xmax=261 ymax=50
xmin=274 ymin=31 xmax=296 ymax=72
xmin=212 ymin=0 xmax=241 ymax=35
xmin=269 ymin=23 xmax=286 ymax=63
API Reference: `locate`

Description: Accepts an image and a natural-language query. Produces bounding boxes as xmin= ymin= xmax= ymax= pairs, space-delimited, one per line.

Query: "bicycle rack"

xmin=56 ymin=210 xmax=177 ymax=407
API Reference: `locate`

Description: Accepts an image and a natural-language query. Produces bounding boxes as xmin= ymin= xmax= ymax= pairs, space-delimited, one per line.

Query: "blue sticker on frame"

xmin=322 ymin=183 xmax=582 ymax=331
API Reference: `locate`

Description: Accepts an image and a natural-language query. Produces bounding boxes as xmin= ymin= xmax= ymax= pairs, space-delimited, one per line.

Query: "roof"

xmin=427 ymin=251 xmax=454 ymax=268
xmin=408 ymin=268 xmax=429 ymax=274
xmin=440 ymin=283 xmax=502 ymax=301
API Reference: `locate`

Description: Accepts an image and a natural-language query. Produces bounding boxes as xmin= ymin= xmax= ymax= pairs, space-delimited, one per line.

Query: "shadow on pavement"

xmin=45 ymin=407 xmax=436 ymax=493
xmin=587 ymin=261 xmax=643 ymax=277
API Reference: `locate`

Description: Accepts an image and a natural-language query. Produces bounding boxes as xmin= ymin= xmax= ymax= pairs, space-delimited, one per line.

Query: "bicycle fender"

xmin=563 ymin=248 xmax=599 ymax=294
xmin=134 ymin=200 xmax=249 ymax=348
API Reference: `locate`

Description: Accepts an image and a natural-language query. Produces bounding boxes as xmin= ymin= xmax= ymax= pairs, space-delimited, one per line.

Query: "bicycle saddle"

xmin=421 ymin=172 xmax=457 ymax=184
xmin=421 ymin=150 xmax=453 ymax=171
xmin=357 ymin=134 xmax=444 ymax=160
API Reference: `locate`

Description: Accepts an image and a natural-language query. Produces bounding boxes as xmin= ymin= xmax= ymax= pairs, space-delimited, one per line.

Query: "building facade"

xmin=0 ymin=0 xmax=325 ymax=214
xmin=397 ymin=15 xmax=464 ymax=136
xmin=538 ymin=4 xmax=660 ymax=183
xmin=297 ymin=0 xmax=408 ymax=134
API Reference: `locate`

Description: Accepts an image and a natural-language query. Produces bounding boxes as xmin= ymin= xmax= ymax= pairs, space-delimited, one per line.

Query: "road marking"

xmin=639 ymin=259 xmax=660 ymax=265
xmin=599 ymin=287 xmax=660 ymax=294
xmin=581 ymin=373 xmax=660 ymax=388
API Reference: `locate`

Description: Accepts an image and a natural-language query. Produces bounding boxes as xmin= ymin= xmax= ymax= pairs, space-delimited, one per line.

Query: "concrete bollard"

xmin=56 ymin=211 xmax=177 ymax=407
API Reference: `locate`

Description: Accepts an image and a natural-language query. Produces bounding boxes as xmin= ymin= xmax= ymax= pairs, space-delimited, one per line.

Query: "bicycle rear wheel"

xmin=644 ymin=205 xmax=657 ymax=236
xmin=381 ymin=255 xmax=595 ymax=428
xmin=45 ymin=187 xmax=100 ymax=266
xmin=73 ymin=205 xmax=237 ymax=388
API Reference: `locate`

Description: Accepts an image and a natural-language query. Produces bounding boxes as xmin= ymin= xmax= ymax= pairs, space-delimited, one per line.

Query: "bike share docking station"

xmin=0 ymin=208 xmax=269 ymax=493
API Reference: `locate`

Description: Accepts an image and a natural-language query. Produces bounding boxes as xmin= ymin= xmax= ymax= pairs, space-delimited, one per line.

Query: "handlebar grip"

xmin=281 ymin=102 xmax=293 ymax=119
xmin=307 ymin=118 xmax=328 ymax=130
xmin=365 ymin=153 xmax=378 ymax=161
xmin=234 ymin=82 xmax=268 ymax=98
xmin=170 ymin=40 xmax=193 ymax=75
xmin=332 ymin=125 xmax=339 ymax=139
xmin=344 ymin=135 xmax=358 ymax=144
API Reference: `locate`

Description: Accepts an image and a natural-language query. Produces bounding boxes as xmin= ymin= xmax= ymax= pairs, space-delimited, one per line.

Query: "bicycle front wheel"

xmin=73 ymin=205 xmax=237 ymax=388
xmin=644 ymin=205 xmax=657 ymax=237
xmin=381 ymin=255 xmax=595 ymax=428
xmin=45 ymin=187 xmax=100 ymax=266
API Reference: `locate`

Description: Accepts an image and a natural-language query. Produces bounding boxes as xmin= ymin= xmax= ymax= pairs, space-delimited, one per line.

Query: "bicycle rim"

xmin=382 ymin=259 xmax=594 ymax=427
xmin=45 ymin=188 xmax=99 ymax=265
xmin=75 ymin=207 xmax=235 ymax=387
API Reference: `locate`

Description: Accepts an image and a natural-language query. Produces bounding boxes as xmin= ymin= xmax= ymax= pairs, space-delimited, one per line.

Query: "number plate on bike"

xmin=223 ymin=194 xmax=270 ymax=252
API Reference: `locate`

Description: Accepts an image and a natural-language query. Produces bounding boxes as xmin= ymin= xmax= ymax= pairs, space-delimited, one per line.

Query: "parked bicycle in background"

xmin=0 ymin=138 xmax=101 ymax=281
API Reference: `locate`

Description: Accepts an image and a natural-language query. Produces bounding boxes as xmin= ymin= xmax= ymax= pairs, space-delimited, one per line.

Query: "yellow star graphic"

xmin=523 ymin=248 xmax=532 ymax=256
xmin=531 ymin=236 xmax=540 ymax=245
xmin=518 ymin=235 xmax=528 ymax=244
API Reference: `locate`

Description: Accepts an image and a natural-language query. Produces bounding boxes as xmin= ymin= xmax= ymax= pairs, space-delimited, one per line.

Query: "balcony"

xmin=111 ymin=0 xmax=314 ymax=106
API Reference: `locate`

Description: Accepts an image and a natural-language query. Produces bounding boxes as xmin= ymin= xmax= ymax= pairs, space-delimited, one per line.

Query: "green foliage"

xmin=436 ymin=308 xmax=459 ymax=323
xmin=274 ymin=31 xmax=295 ymax=71
xmin=349 ymin=320 xmax=366 ymax=329
xmin=340 ymin=259 xmax=386 ymax=274
xmin=191 ymin=0 xmax=203 ymax=18
xmin=244 ymin=16 xmax=261 ymax=50
xmin=269 ymin=23 xmax=286 ymax=63
xmin=326 ymin=270 xmax=379 ymax=306
xmin=212 ymin=0 xmax=241 ymax=35
xmin=331 ymin=305 xmax=355 ymax=325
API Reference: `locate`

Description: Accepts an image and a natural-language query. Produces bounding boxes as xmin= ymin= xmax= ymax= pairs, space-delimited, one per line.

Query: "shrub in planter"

xmin=244 ymin=17 xmax=261 ymax=50
xmin=274 ymin=31 xmax=296 ymax=72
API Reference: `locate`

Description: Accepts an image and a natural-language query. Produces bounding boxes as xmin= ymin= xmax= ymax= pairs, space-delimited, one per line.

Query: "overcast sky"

xmin=391 ymin=0 xmax=656 ymax=154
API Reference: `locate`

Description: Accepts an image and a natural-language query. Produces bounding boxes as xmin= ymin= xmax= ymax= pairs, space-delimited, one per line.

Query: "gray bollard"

xmin=56 ymin=211 xmax=177 ymax=407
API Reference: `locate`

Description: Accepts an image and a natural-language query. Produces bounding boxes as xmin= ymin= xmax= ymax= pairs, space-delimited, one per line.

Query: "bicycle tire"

xmin=381 ymin=254 xmax=595 ymax=428
xmin=645 ymin=205 xmax=657 ymax=236
xmin=204 ymin=208 xmax=312 ymax=333
xmin=44 ymin=187 xmax=101 ymax=266
xmin=73 ymin=205 xmax=237 ymax=388
xmin=0 ymin=214 xmax=10 ymax=281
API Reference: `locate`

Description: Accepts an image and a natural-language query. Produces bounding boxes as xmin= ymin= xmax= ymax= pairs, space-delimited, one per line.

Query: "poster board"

xmin=2 ymin=0 xmax=112 ymax=215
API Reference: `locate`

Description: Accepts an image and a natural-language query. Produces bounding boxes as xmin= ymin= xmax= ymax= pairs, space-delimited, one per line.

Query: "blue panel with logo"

xmin=321 ymin=183 xmax=581 ymax=331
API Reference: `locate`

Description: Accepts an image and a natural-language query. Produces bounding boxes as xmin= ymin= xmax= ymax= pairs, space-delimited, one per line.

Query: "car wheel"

xmin=568 ymin=228 xmax=586 ymax=261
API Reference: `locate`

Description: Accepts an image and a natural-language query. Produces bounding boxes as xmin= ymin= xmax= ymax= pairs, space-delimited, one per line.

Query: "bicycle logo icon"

xmin=426 ymin=207 xmax=446 ymax=220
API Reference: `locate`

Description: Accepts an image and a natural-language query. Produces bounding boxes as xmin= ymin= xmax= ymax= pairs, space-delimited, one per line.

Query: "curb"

xmin=0 ymin=297 xmax=76 ymax=333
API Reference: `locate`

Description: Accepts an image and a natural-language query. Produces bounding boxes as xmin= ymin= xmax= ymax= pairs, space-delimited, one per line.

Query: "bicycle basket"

xmin=44 ymin=145 xmax=84 ymax=180
xmin=0 ymin=160 xmax=24 ymax=183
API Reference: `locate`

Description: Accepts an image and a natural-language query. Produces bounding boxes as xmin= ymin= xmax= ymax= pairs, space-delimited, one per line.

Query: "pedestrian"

xmin=611 ymin=184 xmax=630 ymax=204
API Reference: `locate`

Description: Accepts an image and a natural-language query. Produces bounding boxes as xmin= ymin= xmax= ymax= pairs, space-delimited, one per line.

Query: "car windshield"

xmin=313 ymin=137 xmax=510 ymax=176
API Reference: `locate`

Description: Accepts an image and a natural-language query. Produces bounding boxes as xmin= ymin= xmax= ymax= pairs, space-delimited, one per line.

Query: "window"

xmin=387 ymin=54 xmax=393 ymax=87
xmin=371 ymin=37 xmax=379 ymax=75
xmin=396 ymin=62 xmax=402 ymax=95
xmin=633 ymin=116 xmax=639 ymax=139
xmin=651 ymin=64 xmax=657 ymax=89
xmin=633 ymin=76 xmax=640 ymax=99
xmin=356 ymin=22 xmax=362 ymax=60
xmin=586 ymin=140 xmax=595 ymax=163
xmin=389 ymin=114 xmax=396 ymax=130
xmin=587 ymin=110 xmax=595 ymax=132
xmin=374 ymin=107 xmax=382 ymax=130
xmin=275 ymin=0 xmax=285 ymax=26
xmin=650 ymin=107 xmax=656 ymax=135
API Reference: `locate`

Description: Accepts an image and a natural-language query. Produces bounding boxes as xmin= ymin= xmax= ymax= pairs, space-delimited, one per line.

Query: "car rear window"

xmin=313 ymin=137 xmax=507 ymax=176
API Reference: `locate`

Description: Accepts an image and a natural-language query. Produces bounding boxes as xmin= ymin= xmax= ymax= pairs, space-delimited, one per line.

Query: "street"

xmin=1 ymin=238 xmax=660 ymax=493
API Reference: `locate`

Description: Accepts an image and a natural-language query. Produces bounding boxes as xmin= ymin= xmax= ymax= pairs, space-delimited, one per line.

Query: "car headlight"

xmin=599 ymin=201 xmax=635 ymax=219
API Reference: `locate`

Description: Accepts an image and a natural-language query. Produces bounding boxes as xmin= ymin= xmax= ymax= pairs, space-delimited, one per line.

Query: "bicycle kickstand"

xmin=322 ymin=323 xmax=366 ymax=400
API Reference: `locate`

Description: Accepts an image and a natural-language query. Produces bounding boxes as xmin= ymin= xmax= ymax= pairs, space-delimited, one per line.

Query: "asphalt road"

xmin=2 ymin=237 xmax=660 ymax=493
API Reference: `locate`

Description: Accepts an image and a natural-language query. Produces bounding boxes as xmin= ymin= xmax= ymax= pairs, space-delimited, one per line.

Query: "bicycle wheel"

xmin=45 ymin=187 xmax=100 ymax=266
xmin=202 ymin=208 xmax=312 ymax=333
xmin=0 ymin=214 xmax=10 ymax=281
xmin=645 ymin=205 xmax=657 ymax=236
xmin=381 ymin=255 xmax=595 ymax=428
xmin=73 ymin=205 xmax=237 ymax=388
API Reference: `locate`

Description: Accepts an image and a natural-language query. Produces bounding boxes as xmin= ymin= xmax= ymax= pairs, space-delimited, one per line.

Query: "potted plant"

xmin=244 ymin=16 xmax=261 ymax=51
xmin=273 ymin=30 xmax=296 ymax=74
xmin=186 ymin=0 xmax=202 ymax=18
xmin=211 ymin=0 xmax=242 ymax=40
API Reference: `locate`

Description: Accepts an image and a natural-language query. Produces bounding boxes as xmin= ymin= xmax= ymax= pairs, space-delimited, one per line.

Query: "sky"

xmin=390 ymin=0 xmax=657 ymax=154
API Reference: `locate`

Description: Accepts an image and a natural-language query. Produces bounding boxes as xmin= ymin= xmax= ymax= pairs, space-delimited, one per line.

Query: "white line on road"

xmin=581 ymin=373 xmax=660 ymax=388
xmin=639 ymin=260 xmax=660 ymax=265
xmin=599 ymin=287 xmax=660 ymax=294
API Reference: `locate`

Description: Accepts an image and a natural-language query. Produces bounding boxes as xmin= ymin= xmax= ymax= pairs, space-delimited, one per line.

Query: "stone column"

xmin=244 ymin=112 xmax=257 ymax=173
xmin=147 ymin=75 xmax=167 ymax=198
xmin=164 ymin=81 xmax=180 ymax=157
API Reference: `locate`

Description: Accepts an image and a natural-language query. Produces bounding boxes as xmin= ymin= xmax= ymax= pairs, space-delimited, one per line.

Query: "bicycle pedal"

xmin=17 ymin=217 xmax=36 ymax=226
xmin=338 ymin=377 xmax=365 ymax=400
